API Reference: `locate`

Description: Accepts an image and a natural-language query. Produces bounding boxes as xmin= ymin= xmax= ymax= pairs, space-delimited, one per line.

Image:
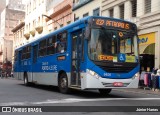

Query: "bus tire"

xmin=98 ymin=89 xmax=112 ymax=95
xmin=58 ymin=73 xmax=69 ymax=93
xmin=24 ymin=73 xmax=29 ymax=86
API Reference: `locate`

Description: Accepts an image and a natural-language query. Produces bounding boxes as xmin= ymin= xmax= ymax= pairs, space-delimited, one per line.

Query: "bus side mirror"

xmin=85 ymin=27 xmax=91 ymax=40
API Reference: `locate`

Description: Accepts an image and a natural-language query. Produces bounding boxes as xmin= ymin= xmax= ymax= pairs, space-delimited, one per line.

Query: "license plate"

xmin=113 ymin=82 xmax=123 ymax=87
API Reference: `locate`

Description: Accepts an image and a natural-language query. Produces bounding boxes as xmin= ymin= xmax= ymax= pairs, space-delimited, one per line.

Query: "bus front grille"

xmin=99 ymin=66 xmax=134 ymax=73
xmin=94 ymin=61 xmax=138 ymax=73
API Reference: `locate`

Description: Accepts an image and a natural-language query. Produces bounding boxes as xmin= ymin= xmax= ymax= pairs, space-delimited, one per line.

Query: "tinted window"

xmin=47 ymin=36 xmax=56 ymax=55
xmin=56 ymin=32 xmax=67 ymax=53
xmin=22 ymin=45 xmax=31 ymax=60
xmin=39 ymin=39 xmax=47 ymax=57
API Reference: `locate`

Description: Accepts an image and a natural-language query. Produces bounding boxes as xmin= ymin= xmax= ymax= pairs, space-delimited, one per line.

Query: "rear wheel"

xmin=58 ymin=73 xmax=70 ymax=93
xmin=98 ymin=89 xmax=112 ymax=95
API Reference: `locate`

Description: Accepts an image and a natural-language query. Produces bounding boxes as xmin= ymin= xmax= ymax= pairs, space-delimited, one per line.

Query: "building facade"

xmin=12 ymin=21 xmax=25 ymax=49
xmin=0 ymin=0 xmax=6 ymax=36
xmin=11 ymin=21 xmax=25 ymax=66
xmin=73 ymin=0 xmax=102 ymax=21
xmin=24 ymin=0 xmax=48 ymax=43
xmin=46 ymin=0 xmax=73 ymax=32
xmin=0 ymin=0 xmax=25 ymax=68
xmin=102 ymin=0 xmax=160 ymax=71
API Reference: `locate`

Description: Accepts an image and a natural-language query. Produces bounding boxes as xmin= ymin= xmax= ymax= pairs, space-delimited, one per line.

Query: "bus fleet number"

xmin=104 ymin=73 xmax=111 ymax=77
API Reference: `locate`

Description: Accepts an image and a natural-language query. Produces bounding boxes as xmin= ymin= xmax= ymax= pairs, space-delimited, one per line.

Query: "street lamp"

xmin=42 ymin=14 xmax=61 ymax=26
xmin=42 ymin=14 xmax=52 ymax=19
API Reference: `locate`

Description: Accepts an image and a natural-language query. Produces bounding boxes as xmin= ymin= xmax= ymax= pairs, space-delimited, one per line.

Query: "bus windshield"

xmin=88 ymin=28 xmax=139 ymax=63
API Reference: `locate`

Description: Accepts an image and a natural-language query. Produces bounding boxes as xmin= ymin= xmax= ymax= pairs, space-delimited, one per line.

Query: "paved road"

xmin=0 ymin=78 xmax=160 ymax=115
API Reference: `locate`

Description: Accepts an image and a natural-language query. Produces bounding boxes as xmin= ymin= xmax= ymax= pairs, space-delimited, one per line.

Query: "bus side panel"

xmin=31 ymin=72 xmax=71 ymax=86
xmin=32 ymin=72 xmax=58 ymax=85
xmin=14 ymin=72 xmax=23 ymax=80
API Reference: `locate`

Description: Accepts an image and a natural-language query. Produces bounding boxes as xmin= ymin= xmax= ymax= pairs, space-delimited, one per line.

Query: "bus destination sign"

xmin=93 ymin=18 xmax=131 ymax=30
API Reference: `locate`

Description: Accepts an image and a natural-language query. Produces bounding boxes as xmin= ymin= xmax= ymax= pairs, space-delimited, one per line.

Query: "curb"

xmin=114 ymin=88 xmax=160 ymax=96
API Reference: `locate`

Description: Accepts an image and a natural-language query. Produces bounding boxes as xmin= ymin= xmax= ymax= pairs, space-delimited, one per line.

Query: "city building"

xmin=24 ymin=0 xmax=47 ymax=42
xmin=0 ymin=0 xmax=6 ymax=36
xmin=45 ymin=0 xmax=72 ymax=32
xmin=12 ymin=21 xmax=25 ymax=49
xmin=73 ymin=0 xmax=102 ymax=21
xmin=101 ymin=0 xmax=160 ymax=71
xmin=0 ymin=0 xmax=25 ymax=72
xmin=11 ymin=20 xmax=25 ymax=65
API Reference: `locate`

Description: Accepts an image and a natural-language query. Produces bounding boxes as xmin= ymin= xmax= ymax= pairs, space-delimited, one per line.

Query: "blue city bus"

xmin=13 ymin=16 xmax=140 ymax=95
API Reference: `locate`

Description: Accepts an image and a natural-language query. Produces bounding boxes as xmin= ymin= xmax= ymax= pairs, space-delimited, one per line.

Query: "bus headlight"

xmin=132 ymin=72 xmax=140 ymax=79
xmin=87 ymin=69 xmax=99 ymax=79
xmin=135 ymin=72 xmax=140 ymax=77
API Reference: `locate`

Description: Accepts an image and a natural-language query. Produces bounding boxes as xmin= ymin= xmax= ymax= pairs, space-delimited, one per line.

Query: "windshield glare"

xmin=88 ymin=28 xmax=139 ymax=63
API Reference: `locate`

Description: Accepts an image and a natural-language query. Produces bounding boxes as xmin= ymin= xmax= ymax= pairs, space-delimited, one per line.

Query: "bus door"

xmin=32 ymin=45 xmax=38 ymax=82
xmin=18 ymin=50 xmax=22 ymax=79
xmin=71 ymin=30 xmax=83 ymax=86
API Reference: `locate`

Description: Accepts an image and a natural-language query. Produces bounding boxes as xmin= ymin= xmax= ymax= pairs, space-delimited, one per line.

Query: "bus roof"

xmin=15 ymin=16 xmax=136 ymax=50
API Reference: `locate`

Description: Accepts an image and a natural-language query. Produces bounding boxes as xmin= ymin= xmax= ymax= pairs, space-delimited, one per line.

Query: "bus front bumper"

xmin=80 ymin=72 xmax=139 ymax=90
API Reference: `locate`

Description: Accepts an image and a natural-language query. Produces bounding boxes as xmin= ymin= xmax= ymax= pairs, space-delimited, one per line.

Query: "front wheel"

xmin=58 ymin=73 xmax=70 ymax=93
xmin=98 ymin=89 xmax=112 ymax=95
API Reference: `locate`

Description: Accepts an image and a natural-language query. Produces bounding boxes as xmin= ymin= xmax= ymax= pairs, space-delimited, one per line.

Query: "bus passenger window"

xmin=14 ymin=51 xmax=18 ymax=61
xmin=56 ymin=32 xmax=67 ymax=53
xmin=26 ymin=46 xmax=31 ymax=59
xmin=39 ymin=39 xmax=47 ymax=56
xmin=47 ymin=36 xmax=56 ymax=55
xmin=22 ymin=47 xmax=26 ymax=60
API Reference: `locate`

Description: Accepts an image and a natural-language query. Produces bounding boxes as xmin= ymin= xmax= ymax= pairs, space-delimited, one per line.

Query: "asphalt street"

xmin=0 ymin=78 xmax=160 ymax=115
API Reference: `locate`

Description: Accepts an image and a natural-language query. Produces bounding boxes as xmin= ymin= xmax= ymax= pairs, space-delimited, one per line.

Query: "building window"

xmin=120 ymin=4 xmax=124 ymax=19
xmin=67 ymin=21 xmax=71 ymax=24
xmin=29 ymin=23 xmax=30 ymax=31
xmin=54 ymin=27 xmax=57 ymax=30
xmin=26 ymin=5 xmax=28 ymax=14
xmin=145 ymin=0 xmax=151 ymax=14
xmin=131 ymin=0 xmax=137 ymax=17
xmin=34 ymin=0 xmax=36 ymax=9
xmin=83 ymin=13 xmax=89 ymax=17
xmin=33 ymin=20 xmax=36 ymax=28
xmin=29 ymin=2 xmax=31 ymax=13
xmin=109 ymin=8 xmax=113 ymax=17
xmin=26 ymin=25 xmax=28 ymax=31
xmin=74 ymin=17 xmax=79 ymax=21
xmin=60 ymin=24 xmax=63 ymax=28
xmin=93 ymin=8 xmax=100 ymax=16
xmin=38 ymin=17 xmax=40 ymax=26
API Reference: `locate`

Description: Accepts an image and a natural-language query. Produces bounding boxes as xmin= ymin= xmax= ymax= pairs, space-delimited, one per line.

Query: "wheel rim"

xmin=60 ymin=77 xmax=67 ymax=88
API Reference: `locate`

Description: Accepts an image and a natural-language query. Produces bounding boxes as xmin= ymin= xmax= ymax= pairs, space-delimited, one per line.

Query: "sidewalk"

xmin=114 ymin=87 xmax=160 ymax=96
